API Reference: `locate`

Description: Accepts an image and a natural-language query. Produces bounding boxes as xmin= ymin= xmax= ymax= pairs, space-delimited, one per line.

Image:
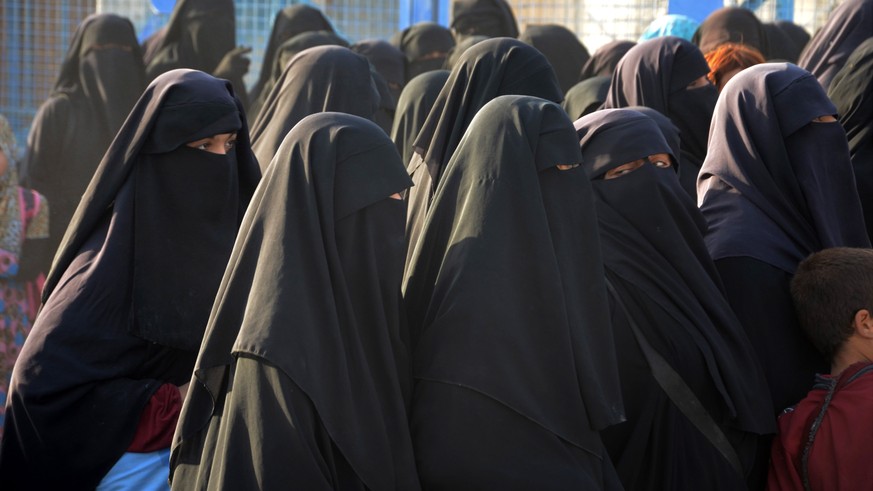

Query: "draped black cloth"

xmin=579 ymin=40 xmax=635 ymax=80
xmin=774 ymin=21 xmax=810 ymax=56
xmin=574 ymin=108 xmax=774 ymax=490
xmin=406 ymin=38 xmax=562 ymax=259
xmin=0 ymin=69 xmax=260 ymax=490
xmin=144 ymin=0 xmax=247 ymax=104
xmin=698 ymin=62 xmax=870 ymax=410
xmin=391 ymin=70 xmax=450 ymax=166
xmin=798 ymin=0 xmax=873 ymax=90
xmin=562 ymin=76 xmax=610 ymax=120
xmin=829 ymin=38 xmax=873 ymax=241
xmin=624 ymin=105 xmax=682 ymax=169
xmin=520 ymin=24 xmax=591 ymax=94
xmin=170 ymin=112 xmax=419 ymax=490
xmin=404 ymin=95 xmax=623 ymax=488
xmin=763 ymin=22 xmax=801 ymax=62
xmin=25 ymin=13 xmax=145 ymax=277
xmin=391 ymin=22 xmax=456 ymax=80
xmin=442 ymin=35 xmax=488 ymax=70
xmin=450 ymin=0 xmax=519 ymax=41
xmin=603 ymin=36 xmax=717 ymax=197
xmin=249 ymin=46 xmax=379 ymax=170
xmin=692 ymin=7 xmax=768 ymax=57
xmin=352 ymin=39 xmax=407 ymax=134
xmin=249 ymin=5 xmax=335 ymax=109
xmin=248 ymin=31 xmax=350 ymax=120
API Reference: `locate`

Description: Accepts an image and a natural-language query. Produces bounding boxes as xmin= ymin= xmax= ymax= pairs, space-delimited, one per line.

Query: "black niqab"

xmin=1 ymin=69 xmax=260 ymax=489
xmin=249 ymin=46 xmax=380 ymax=169
xmin=579 ymin=40 xmax=635 ymax=80
xmin=520 ymin=24 xmax=591 ymax=94
xmin=404 ymin=95 xmax=623 ymax=468
xmin=391 ymin=70 xmax=450 ymax=166
xmin=692 ymin=7 xmax=768 ymax=57
xmin=828 ymin=38 xmax=873 ymax=241
xmin=450 ymin=0 xmax=519 ymax=40
xmin=171 ymin=112 xmax=418 ymax=490
xmin=391 ymin=22 xmax=455 ymax=80
xmin=699 ymin=62 xmax=870 ymax=274
xmin=603 ymin=36 xmax=716 ymax=196
xmin=249 ymin=5 xmax=335 ymax=106
xmin=798 ymin=0 xmax=873 ymax=90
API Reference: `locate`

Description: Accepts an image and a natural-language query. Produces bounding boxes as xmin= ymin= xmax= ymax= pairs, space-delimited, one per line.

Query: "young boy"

xmin=768 ymin=247 xmax=873 ymax=490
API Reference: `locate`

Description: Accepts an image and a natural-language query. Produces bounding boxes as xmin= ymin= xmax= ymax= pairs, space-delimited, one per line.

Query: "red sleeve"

xmin=127 ymin=383 xmax=182 ymax=453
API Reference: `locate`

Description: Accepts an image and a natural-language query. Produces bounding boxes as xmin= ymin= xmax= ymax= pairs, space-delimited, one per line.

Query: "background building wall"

xmin=0 ymin=0 xmax=848 ymax=151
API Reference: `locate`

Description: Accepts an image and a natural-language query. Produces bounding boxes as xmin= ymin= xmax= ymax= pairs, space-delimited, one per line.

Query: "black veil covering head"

xmin=624 ymin=105 xmax=682 ymax=170
xmin=248 ymin=30 xmax=350 ymax=119
xmin=520 ymin=24 xmax=591 ymax=94
xmin=249 ymin=46 xmax=380 ymax=169
xmin=575 ymin=108 xmax=774 ymax=435
xmin=828 ymin=38 xmax=873 ymax=241
xmin=391 ymin=21 xmax=456 ymax=80
xmin=763 ymin=22 xmax=801 ymax=62
xmin=1 ymin=69 xmax=260 ymax=489
xmin=603 ymin=36 xmax=717 ymax=196
xmin=774 ymin=20 xmax=810 ymax=55
xmin=699 ymin=63 xmax=870 ymax=274
xmin=692 ymin=7 xmax=768 ymax=57
xmin=798 ymin=0 xmax=873 ymax=90
xmin=352 ymin=39 xmax=407 ymax=133
xmin=562 ymin=76 xmax=610 ymax=120
xmin=391 ymin=70 xmax=450 ymax=165
xmin=144 ymin=0 xmax=237 ymax=83
xmin=451 ymin=0 xmax=519 ymax=40
xmin=171 ymin=112 xmax=418 ymax=490
xmin=249 ymin=4 xmax=335 ymax=106
xmin=579 ymin=40 xmax=636 ymax=80
xmin=404 ymin=94 xmax=623 ymax=451
xmin=442 ymin=34 xmax=488 ymax=70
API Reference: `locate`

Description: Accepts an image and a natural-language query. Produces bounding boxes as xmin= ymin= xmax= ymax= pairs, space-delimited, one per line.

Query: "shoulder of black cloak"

xmin=43 ymin=69 xmax=260 ymax=303
xmin=829 ymin=38 xmax=873 ymax=146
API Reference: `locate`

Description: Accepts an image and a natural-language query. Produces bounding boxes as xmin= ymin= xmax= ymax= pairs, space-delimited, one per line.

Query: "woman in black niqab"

xmin=562 ymin=76 xmax=610 ymax=120
xmin=170 ymin=112 xmax=419 ymax=490
xmin=579 ymin=40 xmax=636 ymax=80
xmin=520 ymin=24 xmax=591 ymax=94
xmin=249 ymin=46 xmax=380 ymax=170
xmin=829 ymin=38 xmax=873 ymax=241
xmin=603 ymin=36 xmax=718 ymax=197
xmin=352 ymin=39 xmax=407 ymax=134
xmin=404 ymin=94 xmax=623 ymax=489
xmin=249 ymin=4 xmax=335 ymax=109
xmin=405 ymin=38 xmax=562 ymax=258
xmin=798 ymin=0 xmax=873 ymax=90
xmin=450 ymin=0 xmax=519 ymax=41
xmin=575 ymin=108 xmax=774 ymax=490
xmin=391 ymin=70 xmax=450 ymax=165
xmin=0 ymin=69 xmax=261 ymax=489
xmin=391 ymin=21 xmax=456 ymax=80
xmin=692 ymin=7 xmax=768 ymax=57
xmin=25 ymin=13 xmax=145 ymax=277
xmin=698 ymin=63 xmax=870 ymax=412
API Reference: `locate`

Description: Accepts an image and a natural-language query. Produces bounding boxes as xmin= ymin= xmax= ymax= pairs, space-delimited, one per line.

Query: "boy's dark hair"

xmin=791 ymin=247 xmax=873 ymax=362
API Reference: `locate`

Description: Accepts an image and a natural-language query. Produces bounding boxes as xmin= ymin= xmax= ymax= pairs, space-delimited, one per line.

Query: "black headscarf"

xmin=391 ymin=70 xmax=450 ymax=166
xmin=145 ymin=0 xmax=235 ymax=78
xmin=575 ymin=108 xmax=774 ymax=435
xmin=579 ymin=40 xmax=636 ymax=80
xmin=442 ymin=34 xmax=488 ymax=70
xmin=829 ymin=38 xmax=873 ymax=241
xmin=450 ymin=0 xmax=519 ymax=41
xmin=1 ymin=69 xmax=260 ymax=489
xmin=692 ymin=7 xmax=768 ymax=57
xmin=352 ymin=39 xmax=407 ymax=134
xmin=562 ymin=76 xmax=610 ymax=120
xmin=248 ymin=31 xmax=350 ymax=119
xmin=171 ymin=112 xmax=418 ymax=490
xmin=763 ymin=22 xmax=801 ymax=62
xmin=249 ymin=46 xmax=380 ymax=169
xmin=391 ymin=21 xmax=456 ymax=80
xmin=406 ymin=38 xmax=562 ymax=257
xmin=249 ymin=5 xmax=335 ymax=107
xmin=774 ymin=20 xmax=810 ymax=55
xmin=699 ymin=63 xmax=870 ymax=275
xmin=798 ymin=0 xmax=873 ymax=90
xmin=625 ymin=105 xmax=682 ymax=169
xmin=603 ymin=36 xmax=717 ymax=196
xmin=404 ymin=94 xmax=624 ymax=449
xmin=25 ymin=13 xmax=145 ymax=273
xmin=520 ymin=24 xmax=591 ymax=94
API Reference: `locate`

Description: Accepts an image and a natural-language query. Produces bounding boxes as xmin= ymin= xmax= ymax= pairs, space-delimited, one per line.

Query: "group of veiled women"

xmin=0 ymin=0 xmax=871 ymax=489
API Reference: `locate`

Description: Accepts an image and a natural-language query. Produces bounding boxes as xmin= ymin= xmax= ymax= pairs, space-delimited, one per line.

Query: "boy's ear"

xmin=853 ymin=309 xmax=873 ymax=339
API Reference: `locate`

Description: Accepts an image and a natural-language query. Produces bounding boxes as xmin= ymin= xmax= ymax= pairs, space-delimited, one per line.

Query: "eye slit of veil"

xmin=555 ymin=163 xmax=581 ymax=171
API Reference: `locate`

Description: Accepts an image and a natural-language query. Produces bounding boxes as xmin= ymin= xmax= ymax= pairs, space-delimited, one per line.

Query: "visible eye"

xmin=196 ymin=143 xmax=209 ymax=151
xmin=603 ymin=159 xmax=646 ymax=180
xmin=224 ymin=139 xmax=237 ymax=151
xmin=556 ymin=163 xmax=581 ymax=171
xmin=812 ymin=115 xmax=837 ymax=123
xmin=648 ymin=153 xmax=672 ymax=168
